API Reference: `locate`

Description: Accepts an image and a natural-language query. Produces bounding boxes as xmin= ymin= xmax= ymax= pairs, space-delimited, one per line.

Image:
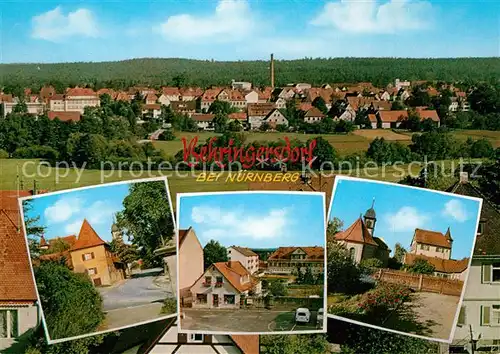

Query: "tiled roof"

xmin=48 ymin=235 xmax=77 ymax=247
xmin=298 ymin=102 xmax=313 ymax=112
xmin=413 ymin=228 xmax=452 ymax=248
xmin=247 ymin=103 xmax=275 ymax=116
xmin=143 ymin=104 xmax=161 ymax=110
xmin=368 ymin=114 xmax=377 ymax=123
xmin=267 ymin=247 xmax=324 ymax=261
xmin=334 ymin=217 xmax=379 ymax=246
xmin=307 ymin=87 xmax=334 ymax=104
xmin=448 ymin=181 xmax=500 ymax=255
xmin=0 ymin=94 xmax=13 ymax=103
xmin=97 ymin=88 xmax=116 ymax=97
xmin=47 ymin=111 xmax=81 ymax=122
xmin=0 ymin=190 xmax=37 ymax=302
xmin=161 ymin=87 xmax=180 ymax=96
xmin=179 ymin=87 xmax=203 ymax=97
xmin=191 ymin=113 xmax=214 ymax=122
xmin=66 ymin=87 xmax=97 ymax=97
xmin=201 ymin=88 xmax=223 ymax=101
xmin=404 ymin=253 xmax=469 ymax=274
xmin=304 ymin=107 xmax=326 ymax=118
xmin=378 ymin=110 xmax=409 ymax=123
xmin=228 ymin=112 xmax=247 ymax=120
xmin=115 ymin=92 xmax=131 ymax=102
xmin=39 ymin=250 xmax=73 ymax=268
xmin=212 ymin=261 xmax=257 ymax=293
xmin=145 ymin=93 xmax=158 ymax=102
xmin=230 ymin=246 xmax=258 ymax=257
xmin=256 ymin=87 xmax=273 ymax=100
xmin=70 ymin=219 xmax=107 ymax=251
xmin=417 ymin=109 xmax=440 ymax=122
xmin=371 ymin=101 xmax=392 ymax=110
xmin=178 ymin=228 xmax=190 ymax=247
xmin=231 ymin=335 xmax=259 ymax=354
xmin=171 ymin=100 xmax=196 ymax=111
xmin=48 ymin=94 xmax=64 ymax=101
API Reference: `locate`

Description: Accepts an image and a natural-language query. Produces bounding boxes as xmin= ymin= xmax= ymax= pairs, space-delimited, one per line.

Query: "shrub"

xmin=161 ymin=297 xmax=177 ymax=314
xmin=327 ymin=241 xmax=363 ymax=294
xmin=158 ymin=129 xmax=175 ymax=141
xmin=13 ymin=145 xmax=59 ymax=160
xmin=0 ymin=149 xmax=8 ymax=158
xmin=357 ymin=283 xmax=411 ymax=319
xmin=404 ymin=258 xmax=436 ymax=274
xmin=360 ymin=258 xmax=383 ymax=273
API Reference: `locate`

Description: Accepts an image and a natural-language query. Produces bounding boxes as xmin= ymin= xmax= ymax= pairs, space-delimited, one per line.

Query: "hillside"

xmin=1 ymin=57 xmax=499 ymax=92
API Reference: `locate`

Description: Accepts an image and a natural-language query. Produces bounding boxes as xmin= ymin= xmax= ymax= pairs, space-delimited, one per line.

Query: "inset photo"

xmin=176 ymin=191 xmax=327 ymax=335
xmin=19 ymin=177 xmax=177 ymax=344
xmin=326 ymin=176 xmax=482 ymax=343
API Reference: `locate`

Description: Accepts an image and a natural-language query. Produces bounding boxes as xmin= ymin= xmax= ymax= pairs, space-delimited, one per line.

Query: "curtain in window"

xmin=10 ymin=310 xmax=17 ymax=338
xmin=0 ymin=310 xmax=7 ymax=338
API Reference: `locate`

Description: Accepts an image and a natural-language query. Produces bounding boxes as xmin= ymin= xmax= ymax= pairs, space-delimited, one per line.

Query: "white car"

xmin=295 ymin=308 xmax=311 ymax=323
xmin=317 ymin=308 xmax=324 ymax=327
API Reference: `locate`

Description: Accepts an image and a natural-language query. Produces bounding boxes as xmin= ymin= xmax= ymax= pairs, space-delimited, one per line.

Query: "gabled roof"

xmin=70 ymin=219 xmax=107 ymax=251
xmin=212 ymin=261 xmax=256 ymax=293
xmin=448 ymin=180 xmax=500 ymax=255
xmin=161 ymin=87 xmax=180 ymax=96
xmin=334 ymin=217 xmax=379 ymax=246
xmin=66 ymin=87 xmax=97 ymax=97
xmin=191 ymin=113 xmax=214 ymax=122
xmin=230 ymin=246 xmax=258 ymax=257
xmin=404 ymin=254 xmax=469 ymax=274
xmin=267 ymin=247 xmax=324 ymax=261
xmin=416 ymin=109 xmax=440 ymax=122
xmin=48 ymin=235 xmax=77 ymax=247
xmin=413 ymin=228 xmax=452 ymax=248
xmin=304 ymin=107 xmax=326 ymax=118
xmin=47 ymin=111 xmax=81 ymax=122
xmin=247 ymin=103 xmax=275 ymax=116
xmin=201 ymin=88 xmax=223 ymax=101
xmin=228 ymin=112 xmax=247 ymax=120
xmin=378 ymin=110 xmax=409 ymax=123
xmin=145 ymin=93 xmax=158 ymax=102
xmin=0 ymin=190 xmax=37 ymax=303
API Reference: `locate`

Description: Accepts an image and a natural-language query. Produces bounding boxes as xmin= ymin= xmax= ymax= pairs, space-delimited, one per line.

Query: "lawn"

xmin=352 ymin=129 xmax=412 ymax=142
xmin=397 ymin=129 xmax=500 ymax=148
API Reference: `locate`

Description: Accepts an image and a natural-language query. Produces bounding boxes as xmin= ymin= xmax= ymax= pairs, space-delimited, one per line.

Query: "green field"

xmin=153 ymin=130 xmax=500 ymax=159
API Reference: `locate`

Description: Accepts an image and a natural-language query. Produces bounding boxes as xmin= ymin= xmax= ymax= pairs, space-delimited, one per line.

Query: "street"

xmin=181 ymin=308 xmax=322 ymax=333
xmin=98 ymin=268 xmax=175 ymax=311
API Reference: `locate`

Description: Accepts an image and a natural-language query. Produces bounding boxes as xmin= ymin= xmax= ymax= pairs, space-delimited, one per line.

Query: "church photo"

xmin=19 ymin=177 xmax=177 ymax=344
xmin=326 ymin=176 xmax=482 ymax=343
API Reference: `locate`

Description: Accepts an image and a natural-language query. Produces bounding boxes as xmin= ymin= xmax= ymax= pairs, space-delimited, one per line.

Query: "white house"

xmin=244 ymin=90 xmax=259 ymax=105
xmin=231 ymin=80 xmax=252 ymax=91
xmin=64 ymin=87 xmax=100 ymax=113
xmin=263 ymin=109 xmax=288 ymax=129
xmin=227 ymin=246 xmax=259 ymax=274
xmin=190 ymin=261 xmax=261 ymax=309
xmin=247 ymin=103 xmax=275 ymax=130
xmin=448 ymin=174 xmax=500 ymax=352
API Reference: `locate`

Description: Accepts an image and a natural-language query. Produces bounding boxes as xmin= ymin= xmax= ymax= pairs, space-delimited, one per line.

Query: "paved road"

xmin=99 ymin=303 xmax=167 ymax=331
xmin=98 ymin=268 xmax=174 ymax=311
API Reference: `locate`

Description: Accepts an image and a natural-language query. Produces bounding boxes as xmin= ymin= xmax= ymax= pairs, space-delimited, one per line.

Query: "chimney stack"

xmin=270 ymin=53 xmax=275 ymax=89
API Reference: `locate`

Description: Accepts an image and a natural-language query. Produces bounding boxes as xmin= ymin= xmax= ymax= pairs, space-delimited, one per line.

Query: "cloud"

xmin=156 ymin=0 xmax=255 ymax=42
xmin=44 ymin=197 xmax=82 ymax=224
xmin=86 ymin=200 xmax=118 ymax=225
xmin=190 ymin=205 xmax=290 ymax=241
xmin=384 ymin=206 xmax=430 ymax=232
xmin=311 ymin=0 xmax=432 ymax=34
xmin=32 ymin=6 xmax=99 ymax=41
xmin=442 ymin=199 xmax=469 ymax=222
xmin=64 ymin=219 xmax=83 ymax=235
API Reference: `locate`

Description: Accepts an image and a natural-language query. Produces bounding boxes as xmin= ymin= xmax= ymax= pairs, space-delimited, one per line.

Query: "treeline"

xmin=1 ymin=57 xmax=499 ymax=94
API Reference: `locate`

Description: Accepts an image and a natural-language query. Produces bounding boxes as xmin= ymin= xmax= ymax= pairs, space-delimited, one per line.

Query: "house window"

xmin=478 ymin=221 xmax=485 ymax=235
xmin=0 ymin=310 xmax=18 ymax=338
xmin=188 ymin=334 xmax=204 ymax=343
xmin=215 ymin=276 xmax=223 ymax=287
xmin=492 ymin=305 xmax=500 ymax=325
xmin=204 ymin=276 xmax=212 ymax=286
xmin=82 ymin=252 xmax=94 ymax=261
xmin=224 ymin=295 xmax=236 ymax=305
xmin=196 ymin=294 xmax=207 ymax=304
xmin=349 ymin=247 xmax=356 ymax=261
xmin=493 ymin=263 xmax=500 ymax=282
xmin=87 ymin=268 xmax=97 ymax=275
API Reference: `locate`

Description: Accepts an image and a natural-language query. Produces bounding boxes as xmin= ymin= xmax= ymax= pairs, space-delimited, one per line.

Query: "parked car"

xmin=295 ymin=308 xmax=311 ymax=323
xmin=317 ymin=308 xmax=324 ymax=327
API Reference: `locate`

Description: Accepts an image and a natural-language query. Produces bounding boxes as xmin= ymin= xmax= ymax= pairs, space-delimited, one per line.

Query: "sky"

xmin=329 ymin=178 xmax=482 ymax=260
xmin=1 ymin=0 xmax=499 ymax=63
xmin=22 ymin=182 xmax=132 ymax=242
xmin=178 ymin=192 xmax=326 ymax=248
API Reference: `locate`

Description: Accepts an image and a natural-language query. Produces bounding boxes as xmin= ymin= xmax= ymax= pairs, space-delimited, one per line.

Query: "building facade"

xmin=227 ymin=246 xmax=259 ymax=274
xmin=408 ymin=228 xmax=453 ymax=260
xmin=267 ymin=247 xmax=325 ymax=275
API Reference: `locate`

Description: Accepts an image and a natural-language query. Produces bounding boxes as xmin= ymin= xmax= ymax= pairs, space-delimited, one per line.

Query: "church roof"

xmin=413 ymin=228 xmax=452 ymax=249
xmin=70 ymin=219 xmax=107 ymax=251
xmin=334 ymin=217 xmax=379 ymax=246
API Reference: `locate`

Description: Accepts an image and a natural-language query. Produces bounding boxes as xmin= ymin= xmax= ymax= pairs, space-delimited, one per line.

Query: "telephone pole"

xmin=469 ymin=324 xmax=475 ymax=354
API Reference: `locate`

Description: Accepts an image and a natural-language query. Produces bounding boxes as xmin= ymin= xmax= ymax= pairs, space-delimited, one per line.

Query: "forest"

xmin=1 ymin=57 xmax=499 ymax=93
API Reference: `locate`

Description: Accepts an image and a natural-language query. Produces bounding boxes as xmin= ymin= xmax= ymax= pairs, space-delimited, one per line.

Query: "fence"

xmin=375 ymin=269 xmax=464 ymax=296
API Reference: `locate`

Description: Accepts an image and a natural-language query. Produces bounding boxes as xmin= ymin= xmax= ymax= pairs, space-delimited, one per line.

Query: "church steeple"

xmin=111 ymin=214 xmax=123 ymax=242
xmin=445 ymin=227 xmax=453 ymax=243
xmin=363 ymin=198 xmax=377 ymax=235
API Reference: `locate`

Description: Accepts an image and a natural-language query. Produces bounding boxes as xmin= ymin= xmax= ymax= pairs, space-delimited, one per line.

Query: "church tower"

xmin=111 ymin=215 xmax=123 ymax=242
xmin=363 ymin=198 xmax=377 ymax=235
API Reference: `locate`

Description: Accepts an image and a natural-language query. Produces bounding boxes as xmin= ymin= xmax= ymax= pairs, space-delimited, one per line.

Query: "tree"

xmin=269 ymin=280 xmax=288 ymax=296
xmin=66 ymin=133 xmax=109 ymax=168
xmin=109 ymin=239 xmax=140 ymax=271
xmin=309 ymin=136 xmax=337 ymax=170
xmin=21 ymin=199 xmax=46 ymax=257
xmin=260 ymin=122 xmax=271 ymax=132
xmin=327 ymin=217 xmax=343 ymax=237
xmin=208 ymin=100 xmax=233 ymax=115
xmin=393 ymin=243 xmax=407 ymax=263
xmin=34 ymin=261 xmax=105 ymax=339
xmin=203 ymin=240 xmax=228 ymax=269
xmin=40 ymin=238 xmax=70 ymax=255
xmin=260 ymin=334 xmax=329 ymax=354
xmin=312 ymin=97 xmax=328 ymax=114
xmin=158 ymin=129 xmax=175 ymax=141
xmin=469 ymin=138 xmax=494 ymax=158
xmin=303 ymin=266 xmax=315 ymax=285
xmin=405 ymin=258 xmax=435 ymax=274
xmin=468 ymin=83 xmax=499 ymax=115
xmin=404 ymin=111 xmax=422 ymax=132
xmin=227 ymin=120 xmax=243 ymax=132
xmin=327 ymin=241 xmax=363 ymax=294
xmin=116 ymin=181 xmax=174 ymax=267
xmin=212 ymin=113 xmax=228 ymax=133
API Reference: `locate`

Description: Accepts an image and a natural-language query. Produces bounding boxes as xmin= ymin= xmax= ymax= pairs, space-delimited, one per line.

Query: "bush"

xmin=0 ymin=149 xmax=8 ymax=158
xmin=161 ymin=297 xmax=177 ymax=314
xmin=13 ymin=145 xmax=59 ymax=160
xmin=357 ymin=283 xmax=411 ymax=319
xmin=404 ymin=258 xmax=435 ymax=274
xmin=34 ymin=261 xmax=105 ymax=339
xmin=270 ymin=280 xmax=288 ymax=296
xmin=158 ymin=129 xmax=175 ymax=141
xmin=360 ymin=258 xmax=383 ymax=273
xmin=327 ymin=241 xmax=363 ymax=294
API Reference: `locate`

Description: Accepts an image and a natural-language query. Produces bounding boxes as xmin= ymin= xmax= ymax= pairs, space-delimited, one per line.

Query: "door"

xmin=213 ymin=294 xmax=219 ymax=308
xmin=93 ymin=278 xmax=102 ymax=286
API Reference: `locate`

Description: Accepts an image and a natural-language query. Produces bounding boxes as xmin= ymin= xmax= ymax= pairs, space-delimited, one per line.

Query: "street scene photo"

xmin=176 ymin=191 xmax=327 ymax=334
xmin=326 ymin=176 xmax=482 ymax=342
xmin=19 ymin=177 xmax=177 ymax=344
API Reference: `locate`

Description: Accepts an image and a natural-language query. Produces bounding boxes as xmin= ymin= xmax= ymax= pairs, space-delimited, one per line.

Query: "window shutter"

xmin=82 ymin=254 xmax=85 ymax=261
xmin=203 ymin=335 xmax=212 ymax=344
xmin=177 ymin=333 xmax=187 ymax=343
xmin=482 ymin=264 xmax=492 ymax=283
xmin=481 ymin=306 xmax=491 ymax=326
xmin=91 ymin=252 xmax=95 ymax=259
xmin=458 ymin=306 xmax=466 ymax=325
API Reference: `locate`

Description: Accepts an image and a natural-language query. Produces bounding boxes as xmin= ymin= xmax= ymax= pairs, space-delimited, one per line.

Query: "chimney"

xmin=459 ymin=172 xmax=469 ymax=184
xmin=270 ymin=53 xmax=275 ymax=90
